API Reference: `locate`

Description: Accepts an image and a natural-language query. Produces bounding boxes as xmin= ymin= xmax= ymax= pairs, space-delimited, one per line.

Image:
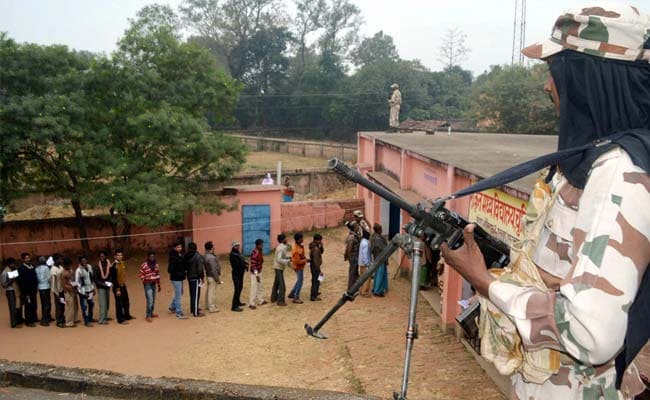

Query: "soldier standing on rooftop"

xmin=388 ymin=83 xmax=402 ymax=132
xmin=441 ymin=2 xmax=650 ymax=399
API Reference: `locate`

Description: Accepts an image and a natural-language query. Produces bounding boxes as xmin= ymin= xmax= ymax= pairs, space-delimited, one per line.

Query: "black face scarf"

xmin=550 ymin=50 xmax=650 ymax=389
xmin=550 ymin=50 xmax=650 ymax=188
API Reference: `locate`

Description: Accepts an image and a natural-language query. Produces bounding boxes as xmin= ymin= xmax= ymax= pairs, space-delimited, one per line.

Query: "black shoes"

xmin=231 ymin=307 xmax=243 ymax=312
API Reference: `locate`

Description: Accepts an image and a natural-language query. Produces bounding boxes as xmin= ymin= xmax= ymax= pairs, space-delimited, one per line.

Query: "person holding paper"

xmin=17 ymin=253 xmax=38 ymax=327
xmin=138 ymin=251 xmax=161 ymax=322
xmin=75 ymin=256 xmax=96 ymax=327
xmin=61 ymin=257 xmax=79 ymax=328
xmin=1 ymin=258 xmax=21 ymax=328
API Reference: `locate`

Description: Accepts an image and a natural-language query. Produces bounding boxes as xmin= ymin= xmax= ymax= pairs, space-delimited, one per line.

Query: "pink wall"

xmin=357 ymin=134 xmax=375 ymax=165
xmin=191 ymin=188 xmax=282 ymax=255
xmin=0 ymin=217 xmax=179 ymax=260
xmin=281 ymin=199 xmax=364 ymax=234
xmin=376 ymin=144 xmax=401 ymax=178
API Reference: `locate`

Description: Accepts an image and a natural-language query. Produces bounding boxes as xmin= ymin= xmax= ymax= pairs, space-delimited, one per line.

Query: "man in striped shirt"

xmin=138 ymin=252 xmax=161 ymax=322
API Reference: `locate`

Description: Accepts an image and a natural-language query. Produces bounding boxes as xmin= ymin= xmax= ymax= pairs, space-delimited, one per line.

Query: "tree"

xmin=351 ymin=31 xmax=399 ymax=67
xmin=0 ymin=36 xmax=112 ymax=253
xmin=468 ymin=64 xmax=556 ymax=134
xmin=91 ymin=7 xmax=247 ymax=249
xmin=438 ymin=27 xmax=469 ymax=69
xmin=180 ymin=0 xmax=285 ymax=80
xmin=317 ymin=0 xmax=362 ymax=72
xmin=291 ymin=0 xmax=326 ymax=75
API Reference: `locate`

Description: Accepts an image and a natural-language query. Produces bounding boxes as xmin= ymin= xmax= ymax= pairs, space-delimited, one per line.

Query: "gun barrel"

xmin=328 ymin=158 xmax=417 ymax=216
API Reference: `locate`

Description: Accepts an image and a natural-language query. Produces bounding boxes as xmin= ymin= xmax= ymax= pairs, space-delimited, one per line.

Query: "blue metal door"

xmin=242 ymin=205 xmax=271 ymax=256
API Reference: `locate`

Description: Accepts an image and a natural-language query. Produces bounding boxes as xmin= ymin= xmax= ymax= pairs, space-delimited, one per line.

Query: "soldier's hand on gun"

xmin=440 ymin=224 xmax=494 ymax=298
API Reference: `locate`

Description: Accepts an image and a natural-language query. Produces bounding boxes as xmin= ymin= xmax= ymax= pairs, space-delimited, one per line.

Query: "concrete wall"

xmin=231 ymin=134 xmax=358 ymax=162
xmin=281 ymin=199 xmax=364 ymax=234
xmin=224 ymin=169 xmax=354 ymax=197
xmin=0 ymin=217 xmax=180 ymax=260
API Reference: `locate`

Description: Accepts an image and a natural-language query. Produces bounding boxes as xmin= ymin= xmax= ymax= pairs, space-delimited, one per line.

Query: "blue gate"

xmin=242 ymin=205 xmax=271 ymax=256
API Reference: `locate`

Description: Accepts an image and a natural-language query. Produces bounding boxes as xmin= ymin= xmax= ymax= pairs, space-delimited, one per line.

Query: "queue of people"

xmin=0 ymin=232 xmax=330 ymax=328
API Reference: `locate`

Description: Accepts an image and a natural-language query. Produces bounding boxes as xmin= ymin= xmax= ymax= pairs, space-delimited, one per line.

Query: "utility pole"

xmin=511 ymin=0 xmax=527 ymax=65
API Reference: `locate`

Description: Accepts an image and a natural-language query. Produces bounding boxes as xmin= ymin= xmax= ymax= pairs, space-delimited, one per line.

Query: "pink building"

xmin=356 ymin=131 xmax=558 ymax=330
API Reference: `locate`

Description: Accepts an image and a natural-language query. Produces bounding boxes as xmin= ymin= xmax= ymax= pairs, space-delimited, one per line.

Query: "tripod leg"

xmin=305 ymin=235 xmax=403 ymax=338
xmin=395 ymin=239 xmax=424 ymax=400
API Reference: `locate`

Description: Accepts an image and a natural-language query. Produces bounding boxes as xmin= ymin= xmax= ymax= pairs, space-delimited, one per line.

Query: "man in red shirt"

xmin=138 ymin=252 xmax=161 ymax=322
xmin=248 ymin=239 xmax=267 ymax=309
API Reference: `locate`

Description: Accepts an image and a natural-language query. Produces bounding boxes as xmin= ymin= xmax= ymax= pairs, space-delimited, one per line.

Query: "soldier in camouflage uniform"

xmin=442 ymin=2 xmax=650 ymax=399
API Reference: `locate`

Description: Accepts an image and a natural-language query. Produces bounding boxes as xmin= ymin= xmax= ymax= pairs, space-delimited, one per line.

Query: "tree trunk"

xmin=119 ymin=218 xmax=132 ymax=253
xmin=71 ymin=199 xmax=91 ymax=255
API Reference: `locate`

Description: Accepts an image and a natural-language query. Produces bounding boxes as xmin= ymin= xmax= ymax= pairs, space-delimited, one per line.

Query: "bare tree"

xmin=292 ymin=0 xmax=327 ymax=71
xmin=318 ymin=0 xmax=362 ymax=61
xmin=437 ymin=27 xmax=470 ymax=70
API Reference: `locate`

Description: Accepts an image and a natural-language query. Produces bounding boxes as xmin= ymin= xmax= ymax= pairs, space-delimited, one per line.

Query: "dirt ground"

xmin=244 ymin=151 xmax=331 ymax=172
xmin=0 ymin=227 xmax=502 ymax=400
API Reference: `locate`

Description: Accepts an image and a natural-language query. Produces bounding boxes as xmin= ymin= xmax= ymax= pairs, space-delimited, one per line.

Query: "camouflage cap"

xmin=522 ymin=1 xmax=650 ymax=63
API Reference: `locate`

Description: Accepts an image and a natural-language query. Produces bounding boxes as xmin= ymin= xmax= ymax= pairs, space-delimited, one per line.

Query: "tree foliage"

xmin=351 ymin=30 xmax=399 ymax=67
xmin=468 ymin=64 xmax=556 ymax=134
xmin=0 ymin=14 xmax=246 ymax=250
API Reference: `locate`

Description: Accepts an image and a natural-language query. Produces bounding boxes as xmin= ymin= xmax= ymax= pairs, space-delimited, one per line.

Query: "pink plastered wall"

xmin=280 ymin=199 xmax=364 ymax=234
xmin=191 ymin=189 xmax=282 ymax=255
xmin=376 ymin=144 xmax=401 ymax=178
xmin=0 ymin=217 xmax=179 ymax=260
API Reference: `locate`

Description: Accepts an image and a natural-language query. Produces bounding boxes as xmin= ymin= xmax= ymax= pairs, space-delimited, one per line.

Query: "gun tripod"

xmin=305 ymin=222 xmax=425 ymax=400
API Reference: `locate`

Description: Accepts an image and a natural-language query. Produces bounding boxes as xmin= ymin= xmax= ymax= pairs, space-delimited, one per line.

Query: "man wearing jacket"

xmin=17 ymin=253 xmax=38 ymax=327
xmin=228 ymin=241 xmax=247 ymax=312
xmin=110 ymin=249 xmax=133 ymax=324
xmin=271 ymin=234 xmax=291 ymax=306
xmin=288 ymin=233 xmax=307 ymax=304
xmin=309 ymin=234 xmax=324 ymax=302
xmin=185 ymin=242 xmax=205 ymax=317
xmin=203 ymin=241 xmax=221 ymax=313
xmin=168 ymin=242 xmax=187 ymax=319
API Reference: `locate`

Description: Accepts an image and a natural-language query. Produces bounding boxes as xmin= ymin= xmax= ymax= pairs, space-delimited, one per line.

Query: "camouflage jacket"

xmin=488 ymin=148 xmax=649 ymax=400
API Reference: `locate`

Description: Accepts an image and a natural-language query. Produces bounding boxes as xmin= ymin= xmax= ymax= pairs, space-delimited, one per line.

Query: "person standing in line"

xmin=288 ymin=233 xmax=307 ymax=304
xmin=309 ymin=234 xmax=324 ymax=302
xmin=35 ymin=256 xmax=53 ymax=326
xmin=344 ymin=221 xmax=361 ymax=291
xmin=110 ymin=249 xmax=132 ymax=325
xmin=271 ymin=234 xmax=291 ymax=306
xmin=50 ymin=255 xmax=65 ymax=328
xmin=358 ymin=230 xmax=372 ymax=297
xmin=248 ymin=239 xmax=267 ymax=309
xmin=1 ymin=258 xmax=21 ymax=328
xmin=92 ymin=251 xmax=113 ymax=325
xmin=75 ymin=256 xmax=96 ymax=327
xmin=203 ymin=241 xmax=221 ymax=313
xmin=61 ymin=257 xmax=78 ymax=328
xmin=17 ymin=253 xmax=38 ymax=327
xmin=185 ymin=242 xmax=205 ymax=317
xmin=370 ymin=223 xmax=389 ymax=297
xmin=352 ymin=210 xmax=370 ymax=234
xmin=168 ymin=242 xmax=187 ymax=319
xmin=138 ymin=251 xmax=161 ymax=322
xmin=229 ymin=241 xmax=247 ymax=312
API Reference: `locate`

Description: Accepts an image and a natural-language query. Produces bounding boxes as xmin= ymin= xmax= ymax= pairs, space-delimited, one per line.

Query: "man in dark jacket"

xmin=228 ymin=241 xmax=247 ymax=312
xmin=17 ymin=253 xmax=38 ymax=327
xmin=185 ymin=242 xmax=205 ymax=317
xmin=309 ymin=234 xmax=324 ymax=301
xmin=168 ymin=243 xmax=187 ymax=319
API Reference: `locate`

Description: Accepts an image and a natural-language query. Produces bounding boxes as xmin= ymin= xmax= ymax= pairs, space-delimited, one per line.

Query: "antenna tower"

xmin=511 ymin=0 xmax=527 ymax=65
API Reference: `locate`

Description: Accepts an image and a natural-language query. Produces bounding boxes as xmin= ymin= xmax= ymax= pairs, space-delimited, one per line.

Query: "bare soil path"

xmin=0 ymin=227 xmax=504 ymax=400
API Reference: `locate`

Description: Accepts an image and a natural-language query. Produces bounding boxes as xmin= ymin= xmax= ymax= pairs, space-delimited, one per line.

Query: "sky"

xmin=1 ymin=0 xmax=646 ymax=76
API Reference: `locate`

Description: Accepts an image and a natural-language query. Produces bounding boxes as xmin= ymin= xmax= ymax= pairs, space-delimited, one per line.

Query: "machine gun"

xmin=305 ymin=158 xmax=511 ymax=400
